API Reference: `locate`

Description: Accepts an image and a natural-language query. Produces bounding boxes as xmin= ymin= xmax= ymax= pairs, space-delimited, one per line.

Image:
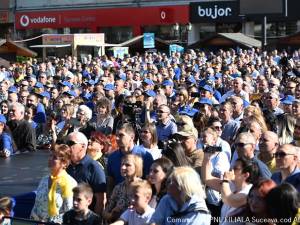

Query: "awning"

xmin=189 ymin=33 xmax=261 ymax=49
xmin=30 ymin=44 xmax=71 ymax=48
xmin=0 ymin=39 xmax=37 ymax=57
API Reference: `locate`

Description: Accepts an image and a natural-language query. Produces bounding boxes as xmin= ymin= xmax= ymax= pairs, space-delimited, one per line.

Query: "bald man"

xmin=233 ymin=132 xmax=271 ymax=179
xmin=271 ymin=144 xmax=300 ymax=191
xmin=220 ymin=77 xmax=249 ymax=103
xmin=66 ymin=132 xmax=106 ymax=215
xmin=258 ymin=131 xmax=279 ymax=173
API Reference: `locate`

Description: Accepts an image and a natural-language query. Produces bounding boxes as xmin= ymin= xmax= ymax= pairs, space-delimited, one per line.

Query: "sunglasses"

xmin=156 ymin=110 xmax=168 ymax=114
xmin=235 ymin=142 xmax=253 ymax=148
xmin=274 ymin=151 xmax=294 ymax=158
xmin=213 ymin=126 xmax=222 ymax=130
xmin=66 ymin=140 xmax=82 ymax=147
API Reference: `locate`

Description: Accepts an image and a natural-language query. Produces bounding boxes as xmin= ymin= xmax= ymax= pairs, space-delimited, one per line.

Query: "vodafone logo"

xmin=19 ymin=14 xmax=56 ymax=27
xmin=20 ymin=15 xmax=29 ymax=27
xmin=160 ymin=11 xmax=166 ymax=20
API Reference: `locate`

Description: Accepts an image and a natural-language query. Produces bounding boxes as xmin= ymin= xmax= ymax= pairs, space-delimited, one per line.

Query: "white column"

xmin=243 ymin=21 xmax=255 ymax=36
xmin=188 ymin=24 xmax=200 ymax=45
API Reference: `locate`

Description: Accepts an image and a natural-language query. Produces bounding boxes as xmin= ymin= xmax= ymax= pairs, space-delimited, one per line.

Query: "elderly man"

xmin=107 ymin=123 xmax=153 ymax=193
xmin=220 ymin=77 xmax=249 ymax=103
xmin=271 ymin=144 xmax=300 ymax=191
xmin=258 ymin=131 xmax=279 ymax=173
xmin=233 ymin=132 xmax=271 ymax=179
xmin=263 ymin=91 xmax=284 ymax=116
xmin=7 ymin=102 xmax=36 ymax=152
xmin=229 ymin=96 xmax=244 ymax=123
xmin=66 ymin=131 xmax=106 ymax=215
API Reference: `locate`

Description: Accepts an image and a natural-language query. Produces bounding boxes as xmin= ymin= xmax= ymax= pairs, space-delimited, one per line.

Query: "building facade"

xmin=13 ymin=0 xmax=300 ymax=45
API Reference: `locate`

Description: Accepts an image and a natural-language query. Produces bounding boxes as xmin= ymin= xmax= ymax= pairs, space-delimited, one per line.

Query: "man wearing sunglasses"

xmin=233 ymin=132 xmax=271 ymax=179
xmin=66 ymin=131 xmax=106 ymax=215
xmin=271 ymin=144 xmax=300 ymax=192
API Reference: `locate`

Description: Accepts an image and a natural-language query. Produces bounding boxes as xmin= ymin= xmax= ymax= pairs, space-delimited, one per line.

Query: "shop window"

xmin=101 ymin=26 xmax=132 ymax=43
xmin=254 ymin=21 xmax=298 ymax=38
xmin=143 ymin=25 xmax=174 ymax=40
xmin=216 ymin=23 xmax=242 ymax=33
xmin=199 ymin=23 xmax=216 ymax=40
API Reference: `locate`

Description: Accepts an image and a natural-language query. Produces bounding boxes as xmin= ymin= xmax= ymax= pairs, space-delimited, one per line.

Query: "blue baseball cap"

xmin=117 ymin=73 xmax=126 ymax=81
xmin=104 ymin=83 xmax=115 ymax=91
xmin=35 ymin=82 xmax=44 ymax=89
xmin=143 ymin=78 xmax=154 ymax=86
xmin=8 ymin=86 xmax=18 ymax=93
xmin=64 ymin=90 xmax=78 ymax=97
xmin=144 ymin=90 xmax=156 ymax=98
xmin=215 ymin=73 xmax=222 ymax=79
xmin=179 ymin=107 xmax=199 ymax=117
xmin=0 ymin=114 xmax=6 ymax=124
xmin=200 ymin=85 xmax=214 ymax=93
xmin=281 ymin=95 xmax=295 ymax=105
xmin=162 ymin=80 xmax=174 ymax=87
xmin=198 ymin=97 xmax=212 ymax=106
xmin=207 ymin=76 xmax=215 ymax=82
xmin=38 ymin=91 xmax=50 ymax=99
xmin=230 ymin=73 xmax=240 ymax=79
xmin=60 ymin=81 xmax=72 ymax=88
xmin=187 ymin=75 xmax=196 ymax=84
xmin=85 ymin=80 xmax=95 ymax=86
xmin=82 ymin=71 xmax=91 ymax=79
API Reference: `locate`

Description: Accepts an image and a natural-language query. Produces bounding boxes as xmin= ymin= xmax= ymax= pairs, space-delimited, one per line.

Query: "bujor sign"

xmin=190 ymin=1 xmax=241 ymax=23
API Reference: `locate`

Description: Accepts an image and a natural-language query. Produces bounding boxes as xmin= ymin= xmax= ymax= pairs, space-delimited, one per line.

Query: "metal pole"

xmin=261 ymin=16 xmax=267 ymax=49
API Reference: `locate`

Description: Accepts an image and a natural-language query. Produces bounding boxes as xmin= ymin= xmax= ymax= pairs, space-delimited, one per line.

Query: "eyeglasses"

xmin=234 ymin=142 xmax=253 ymax=148
xmin=66 ymin=140 xmax=82 ymax=147
xmin=274 ymin=151 xmax=294 ymax=158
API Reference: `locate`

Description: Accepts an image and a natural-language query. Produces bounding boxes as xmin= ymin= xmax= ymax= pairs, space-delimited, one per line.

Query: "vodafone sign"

xmin=16 ymin=6 xmax=188 ymax=30
xmin=17 ymin=14 xmax=58 ymax=28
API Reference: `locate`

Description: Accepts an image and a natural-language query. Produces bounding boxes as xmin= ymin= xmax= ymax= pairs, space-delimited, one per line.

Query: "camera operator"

xmin=201 ymin=127 xmax=230 ymax=224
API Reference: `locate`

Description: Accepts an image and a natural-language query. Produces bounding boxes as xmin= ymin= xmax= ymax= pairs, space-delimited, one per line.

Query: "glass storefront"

xmin=100 ymin=26 xmax=132 ymax=44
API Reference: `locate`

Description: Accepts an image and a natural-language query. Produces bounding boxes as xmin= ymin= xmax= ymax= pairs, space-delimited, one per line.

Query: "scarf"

xmin=48 ymin=170 xmax=73 ymax=217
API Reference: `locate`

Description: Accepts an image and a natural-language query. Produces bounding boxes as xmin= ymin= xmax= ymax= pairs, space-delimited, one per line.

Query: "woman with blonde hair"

xmin=150 ymin=166 xmax=211 ymax=225
xmin=277 ymin=114 xmax=296 ymax=145
xmin=243 ymin=105 xmax=264 ymax=120
xmin=104 ymin=154 xmax=143 ymax=223
xmin=139 ymin=123 xmax=161 ymax=160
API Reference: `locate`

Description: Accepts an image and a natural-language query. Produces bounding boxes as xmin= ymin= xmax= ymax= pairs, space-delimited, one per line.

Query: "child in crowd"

xmin=110 ymin=180 xmax=155 ymax=225
xmin=0 ymin=115 xmax=15 ymax=158
xmin=0 ymin=197 xmax=15 ymax=225
xmin=62 ymin=183 xmax=101 ymax=225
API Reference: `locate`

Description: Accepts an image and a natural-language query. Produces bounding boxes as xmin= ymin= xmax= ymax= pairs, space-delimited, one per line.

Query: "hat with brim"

xmin=175 ymin=124 xmax=198 ymax=139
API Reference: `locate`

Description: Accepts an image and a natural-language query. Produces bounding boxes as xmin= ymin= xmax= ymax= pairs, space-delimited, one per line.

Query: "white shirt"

xmin=120 ymin=205 xmax=155 ymax=225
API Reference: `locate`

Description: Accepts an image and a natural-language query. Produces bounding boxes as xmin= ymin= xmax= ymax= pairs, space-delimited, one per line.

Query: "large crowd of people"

xmin=0 ymin=47 xmax=299 ymax=225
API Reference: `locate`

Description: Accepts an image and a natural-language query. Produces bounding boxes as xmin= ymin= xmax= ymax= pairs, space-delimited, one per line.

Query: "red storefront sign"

xmin=15 ymin=5 xmax=189 ymax=30
xmin=0 ymin=11 xmax=9 ymax=23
